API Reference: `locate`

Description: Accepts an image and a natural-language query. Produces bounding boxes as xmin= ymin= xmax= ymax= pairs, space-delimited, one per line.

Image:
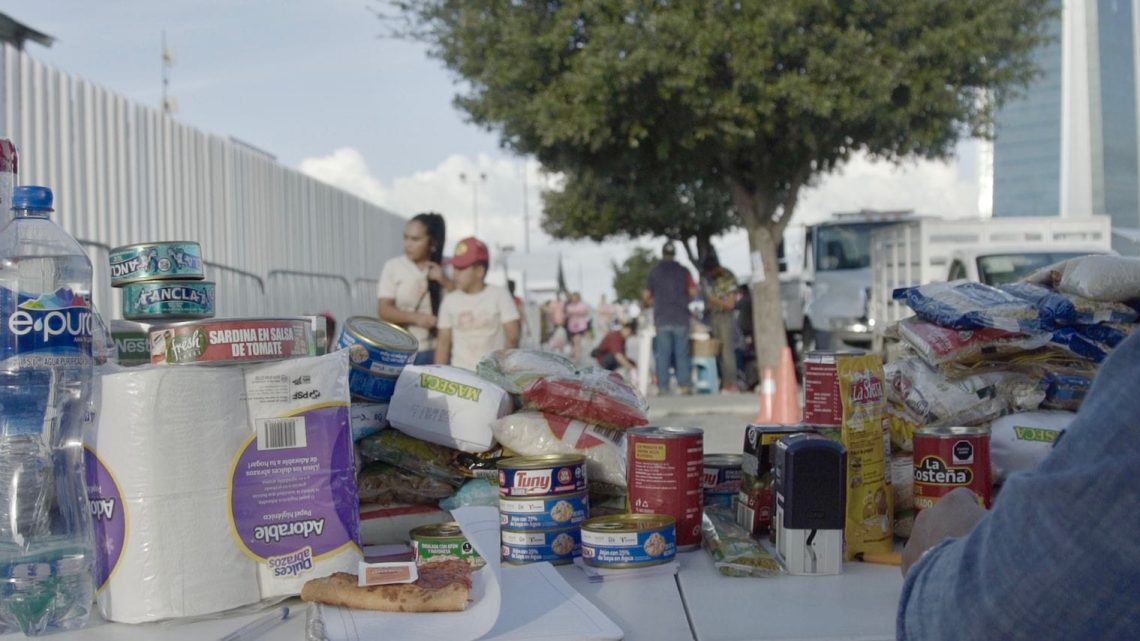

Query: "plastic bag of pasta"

xmin=893 ymin=280 xmax=1039 ymax=332
xmin=701 ymin=505 xmax=781 ymax=578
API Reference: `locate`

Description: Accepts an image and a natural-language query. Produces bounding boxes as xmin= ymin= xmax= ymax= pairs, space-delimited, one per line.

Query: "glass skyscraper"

xmin=989 ymin=0 xmax=1140 ymax=255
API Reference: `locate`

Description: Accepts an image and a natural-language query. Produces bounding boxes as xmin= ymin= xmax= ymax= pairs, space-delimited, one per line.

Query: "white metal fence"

xmin=0 ymin=43 xmax=402 ymax=324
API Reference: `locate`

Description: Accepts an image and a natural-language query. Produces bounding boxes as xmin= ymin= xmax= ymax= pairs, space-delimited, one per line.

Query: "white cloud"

xmin=298 ymin=147 xmax=980 ymax=305
xmin=299 ymin=148 xmax=389 ymax=207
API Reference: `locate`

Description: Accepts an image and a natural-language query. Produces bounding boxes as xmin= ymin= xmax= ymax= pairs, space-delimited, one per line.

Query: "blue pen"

xmin=219 ymin=606 xmax=291 ymax=641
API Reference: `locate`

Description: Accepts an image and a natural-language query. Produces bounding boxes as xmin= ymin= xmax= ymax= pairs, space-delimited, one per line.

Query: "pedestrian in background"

xmin=377 ymin=212 xmax=452 ymax=364
xmin=595 ymin=294 xmax=617 ymax=332
xmin=566 ymin=291 xmax=592 ymax=364
xmin=701 ymin=252 xmax=740 ymax=393
xmin=435 ymin=237 xmax=520 ymax=370
xmin=642 ymin=241 xmax=696 ymax=395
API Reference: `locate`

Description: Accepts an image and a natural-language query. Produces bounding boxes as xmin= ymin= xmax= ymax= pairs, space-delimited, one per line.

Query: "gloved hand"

xmin=902 ymin=487 xmax=987 ymax=575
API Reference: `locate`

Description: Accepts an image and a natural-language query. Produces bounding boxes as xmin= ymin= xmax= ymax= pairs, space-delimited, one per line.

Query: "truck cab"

xmin=779 ymin=210 xmax=916 ymax=356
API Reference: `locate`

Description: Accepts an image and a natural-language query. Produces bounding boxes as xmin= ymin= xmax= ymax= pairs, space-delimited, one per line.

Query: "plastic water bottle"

xmin=0 ymin=186 xmax=96 ymax=635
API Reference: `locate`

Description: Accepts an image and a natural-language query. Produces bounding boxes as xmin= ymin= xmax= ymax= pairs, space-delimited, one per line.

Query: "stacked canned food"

xmin=109 ymin=241 xmax=211 ymax=366
xmin=498 ymin=454 xmax=588 ymax=565
xmin=337 ymin=316 xmax=418 ymax=404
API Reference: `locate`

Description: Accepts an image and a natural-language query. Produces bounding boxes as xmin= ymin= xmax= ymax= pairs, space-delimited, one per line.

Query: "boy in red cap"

xmin=435 ymin=237 xmax=521 ymax=370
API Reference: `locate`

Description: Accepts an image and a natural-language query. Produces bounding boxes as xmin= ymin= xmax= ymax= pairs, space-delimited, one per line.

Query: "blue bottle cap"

xmin=11 ymin=185 xmax=54 ymax=212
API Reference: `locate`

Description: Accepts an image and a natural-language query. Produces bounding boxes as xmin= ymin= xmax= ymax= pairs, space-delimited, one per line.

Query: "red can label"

xmin=803 ymin=354 xmax=842 ymax=426
xmin=913 ymin=428 xmax=992 ymax=514
xmin=149 ymin=318 xmax=313 ymax=365
xmin=626 ymin=427 xmax=704 ymax=549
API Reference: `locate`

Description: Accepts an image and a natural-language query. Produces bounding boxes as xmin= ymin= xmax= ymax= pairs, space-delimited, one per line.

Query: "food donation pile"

xmin=884 ymin=256 xmax=1140 ymax=535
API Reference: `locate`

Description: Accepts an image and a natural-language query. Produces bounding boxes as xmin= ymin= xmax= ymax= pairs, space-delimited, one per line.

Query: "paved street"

xmin=647 ymin=392 xmax=758 ymax=455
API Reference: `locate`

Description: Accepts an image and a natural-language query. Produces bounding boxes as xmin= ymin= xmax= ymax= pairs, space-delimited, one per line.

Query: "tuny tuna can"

xmin=500 ymin=527 xmax=581 ymax=565
xmin=913 ymin=426 xmax=993 ymax=514
xmin=121 ymin=280 xmax=215 ymax=320
xmin=626 ymin=426 xmax=704 ymax=551
xmin=803 ymin=350 xmax=865 ymax=426
xmin=410 ymin=522 xmax=484 ymax=569
xmin=498 ymin=454 xmax=587 ymax=498
xmin=148 ymin=317 xmax=314 ymax=365
xmin=349 ymin=364 xmax=400 ymax=403
xmin=109 ymin=241 xmax=205 ymax=287
xmin=580 ymin=514 xmax=676 ymax=569
xmin=702 ymin=453 xmax=743 ymax=509
xmin=337 ymin=316 xmax=419 ymax=377
xmin=499 ymin=491 xmax=588 ymax=530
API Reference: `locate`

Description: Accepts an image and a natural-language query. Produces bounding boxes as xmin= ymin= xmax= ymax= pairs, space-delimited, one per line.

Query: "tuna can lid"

xmin=12 ymin=185 xmax=53 ymax=212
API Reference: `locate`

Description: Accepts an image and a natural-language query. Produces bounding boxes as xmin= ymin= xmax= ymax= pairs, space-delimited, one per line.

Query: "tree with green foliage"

xmin=610 ymin=247 xmax=657 ymax=304
xmin=388 ymin=0 xmax=1055 ymax=371
xmin=543 ymin=167 xmax=736 ymax=268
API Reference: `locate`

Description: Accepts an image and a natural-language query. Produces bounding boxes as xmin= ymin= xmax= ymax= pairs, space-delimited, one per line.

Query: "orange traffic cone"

xmin=774 ymin=346 xmax=802 ymax=424
xmin=755 ymin=367 xmax=776 ymax=423
xmin=755 ymin=347 xmax=801 ymax=424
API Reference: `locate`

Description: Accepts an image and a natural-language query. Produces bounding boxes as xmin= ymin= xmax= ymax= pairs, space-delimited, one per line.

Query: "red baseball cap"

xmin=451 ymin=237 xmax=490 ymax=269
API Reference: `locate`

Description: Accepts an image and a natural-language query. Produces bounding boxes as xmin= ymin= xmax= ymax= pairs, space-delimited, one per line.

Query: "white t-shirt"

xmin=438 ymin=284 xmax=520 ymax=370
xmin=377 ymin=254 xmax=432 ymax=349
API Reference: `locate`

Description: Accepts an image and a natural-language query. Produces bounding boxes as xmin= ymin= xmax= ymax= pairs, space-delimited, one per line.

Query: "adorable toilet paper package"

xmin=84 ymin=350 xmax=361 ymax=623
xmin=386 ymin=364 xmax=512 ymax=453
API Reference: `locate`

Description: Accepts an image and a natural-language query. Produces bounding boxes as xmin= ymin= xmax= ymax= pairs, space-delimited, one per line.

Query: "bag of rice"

xmin=892 ymin=280 xmax=1039 ymax=332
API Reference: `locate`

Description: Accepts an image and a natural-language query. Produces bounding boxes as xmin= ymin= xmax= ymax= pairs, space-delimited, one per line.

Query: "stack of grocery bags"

xmin=884 ymin=255 xmax=1140 ymax=535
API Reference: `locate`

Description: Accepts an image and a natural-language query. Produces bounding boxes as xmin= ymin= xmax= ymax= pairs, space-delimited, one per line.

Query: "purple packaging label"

xmin=85 ymin=446 xmax=125 ymax=591
xmin=500 ymin=528 xmax=581 ymax=563
xmin=349 ymin=366 xmax=398 ymax=402
xmin=498 ymin=462 xmax=586 ymax=497
xmin=499 ymin=493 xmax=588 ymax=530
xmin=581 ymin=525 xmax=676 ymax=567
xmin=230 ymin=405 xmax=361 ymax=563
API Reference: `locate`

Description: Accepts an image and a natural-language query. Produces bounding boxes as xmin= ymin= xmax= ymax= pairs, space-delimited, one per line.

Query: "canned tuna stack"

xmin=108 ymin=241 xmax=212 ymax=366
xmin=498 ymin=455 xmax=588 ymax=565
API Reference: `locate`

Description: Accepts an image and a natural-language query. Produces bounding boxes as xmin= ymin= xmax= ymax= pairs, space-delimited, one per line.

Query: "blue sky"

xmin=4 ymin=0 xmax=981 ymax=303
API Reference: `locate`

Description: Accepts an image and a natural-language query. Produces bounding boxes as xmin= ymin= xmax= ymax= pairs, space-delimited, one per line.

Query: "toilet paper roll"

xmin=92 ymin=366 xmax=249 ymax=499
xmin=96 ymin=491 xmax=261 ymax=623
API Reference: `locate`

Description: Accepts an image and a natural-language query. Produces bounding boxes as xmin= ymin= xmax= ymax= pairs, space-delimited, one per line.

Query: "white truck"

xmin=779 ymin=210 xmax=918 ymax=355
xmin=779 ymin=212 xmax=1113 ymax=358
xmin=869 ymin=215 xmax=1113 ymax=348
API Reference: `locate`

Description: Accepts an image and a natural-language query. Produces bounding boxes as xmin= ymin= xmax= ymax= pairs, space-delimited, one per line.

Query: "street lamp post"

xmin=459 ymin=171 xmax=487 ymax=236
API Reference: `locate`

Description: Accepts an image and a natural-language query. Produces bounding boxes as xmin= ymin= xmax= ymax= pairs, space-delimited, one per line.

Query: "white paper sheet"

xmin=316 ymin=506 xmax=623 ymax=641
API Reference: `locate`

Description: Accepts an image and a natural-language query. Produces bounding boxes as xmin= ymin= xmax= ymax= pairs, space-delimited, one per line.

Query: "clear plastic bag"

xmin=1000 ymin=282 xmax=1138 ymax=327
xmin=884 ymin=357 xmax=1043 ymax=427
xmin=700 ymin=505 xmax=781 ymax=578
xmin=476 ymin=348 xmax=578 ymax=394
xmin=490 ymin=411 xmax=627 ymax=487
xmin=1026 ymin=255 xmax=1140 ymax=302
xmin=356 ymin=429 xmax=505 ymax=487
xmin=893 ymin=280 xmax=1039 ymax=332
xmin=356 ymin=462 xmax=456 ymax=506
xmin=520 ymin=370 xmax=649 ymax=429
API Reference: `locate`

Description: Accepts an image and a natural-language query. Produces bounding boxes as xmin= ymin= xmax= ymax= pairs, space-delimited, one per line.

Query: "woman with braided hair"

xmin=378 ymin=212 xmax=453 ymax=364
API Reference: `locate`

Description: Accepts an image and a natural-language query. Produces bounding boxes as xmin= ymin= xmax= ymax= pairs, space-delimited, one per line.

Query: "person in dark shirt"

xmin=642 ymin=241 xmax=696 ymax=395
xmin=592 ymin=320 xmax=637 ymax=371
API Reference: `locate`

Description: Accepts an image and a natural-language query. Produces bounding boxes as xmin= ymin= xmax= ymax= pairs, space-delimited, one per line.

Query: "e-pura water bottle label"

xmin=84 ymin=447 xmax=125 ymax=591
xmin=0 ymin=288 xmax=94 ymax=367
xmin=230 ymin=406 xmax=359 ymax=577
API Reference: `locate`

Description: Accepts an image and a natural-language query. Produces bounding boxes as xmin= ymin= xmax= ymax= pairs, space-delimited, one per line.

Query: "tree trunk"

xmin=746 ymin=224 xmax=787 ymax=373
